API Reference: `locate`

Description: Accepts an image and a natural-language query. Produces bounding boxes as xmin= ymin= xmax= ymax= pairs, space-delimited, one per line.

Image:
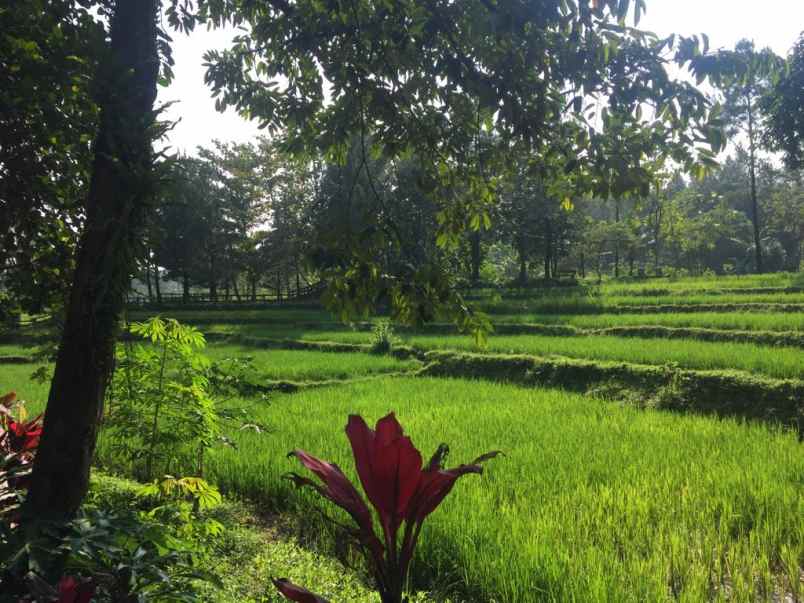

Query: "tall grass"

xmin=197 ymin=378 xmax=803 ymax=602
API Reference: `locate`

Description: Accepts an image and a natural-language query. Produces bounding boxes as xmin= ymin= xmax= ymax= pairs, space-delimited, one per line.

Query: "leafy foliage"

xmin=105 ymin=318 xmax=219 ymax=481
xmin=762 ymin=34 xmax=804 ymax=170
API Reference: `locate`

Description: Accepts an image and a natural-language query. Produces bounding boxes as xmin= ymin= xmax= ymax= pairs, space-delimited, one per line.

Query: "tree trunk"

xmin=579 ymin=251 xmax=586 ymax=278
xmin=144 ymin=260 xmax=153 ymax=301
xmin=614 ymin=199 xmax=621 ymax=278
xmin=182 ymin=272 xmax=190 ymax=303
xmin=470 ymin=230 xmax=481 ymax=284
xmin=232 ymin=277 xmax=241 ymax=301
xmin=517 ymin=235 xmax=528 ymax=285
xmin=153 ymin=259 xmax=162 ymax=304
xmin=543 ymin=219 xmax=552 ymax=280
xmin=26 ymin=0 xmax=159 ymax=520
xmin=747 ymin=96 xmax=764 ymax=273
xmin=209 ymin=251 xmax=217 ymax=301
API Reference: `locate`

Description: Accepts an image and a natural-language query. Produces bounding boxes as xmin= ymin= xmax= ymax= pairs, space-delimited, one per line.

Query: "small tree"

xmin=105 ymin=318 xmax=218 ymax=481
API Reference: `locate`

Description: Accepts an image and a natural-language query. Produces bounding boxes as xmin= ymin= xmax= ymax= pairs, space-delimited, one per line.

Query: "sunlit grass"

xmin=494 ymin=311 xmax=804 ymax=332
xmin=205 ymin=345 xmax=419 ymax=382
xmin=197 ymin=377 xmax=803 ymax=602
xmin=403 ymin=334 xmax=804 ymax=379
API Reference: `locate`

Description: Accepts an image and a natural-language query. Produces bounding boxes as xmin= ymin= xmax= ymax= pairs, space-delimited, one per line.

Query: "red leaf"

xmin=57 ymin=576 xmax=95 ymax=603
xmin=346 ymin=413 xmax=422 ymax=528
xmin=407 ymin=451 xmax=502 ymax=523
xmin=273 ymin=578 xmax=330 ymax=603
xmin=287 ymin=449 xmax=384 ymax=562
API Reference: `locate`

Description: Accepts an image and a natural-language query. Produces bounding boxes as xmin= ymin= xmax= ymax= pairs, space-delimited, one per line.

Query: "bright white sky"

xmin=159 ymin=0 xmax=804 ymax=155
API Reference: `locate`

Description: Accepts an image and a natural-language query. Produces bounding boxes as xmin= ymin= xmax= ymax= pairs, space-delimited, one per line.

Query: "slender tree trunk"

xmin=517 ymin=235 xmax=528 ymax=285
xmin=153 ymin=259 xmax=162 ymax=304
xmin=579 ymin=251 xmax=586 ymax=278
xmin=209 ymin=251 xmax=217 ymax=301
xmin=251 ymin=276 xmax=257 ymax=302
xmin=614 ymin=199 xmax=621 ymax=278
xmin=182 ymin=272 xmax=190 ymax=303
xmin=747 ymin=96 xmax=764 ymax=273
xmin=232 ymin=277 xmax=241 ymax=301
xmin=470 ymin=230 xmax=481 ymax=284
xmin=144 ymin=260 xmax=153 ymax=301
xmin=26 ymin=0 xmax=159 ymax=520
xmin=543 ymin=219 xmax=552 ymax=280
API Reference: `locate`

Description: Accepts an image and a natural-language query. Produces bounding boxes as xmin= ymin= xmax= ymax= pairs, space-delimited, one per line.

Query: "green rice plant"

xmin=198 ymin=377 xmax=803 ymax=602
xmin=493 ymin=311 xmax=804 ymax=332
xmin=403 ymin=334 xmax=803 ymax=379
xmin=204 ymin=346 xmax=419 ymax=382
xmin=598 ymin=272 xmax=795 ymax=295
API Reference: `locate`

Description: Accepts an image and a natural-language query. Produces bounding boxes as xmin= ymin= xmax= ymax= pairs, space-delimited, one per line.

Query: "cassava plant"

xmin=275 ymin=413 xmax=500 ymax=603
xmin=104 ymin=317 xmax=219 ymax=480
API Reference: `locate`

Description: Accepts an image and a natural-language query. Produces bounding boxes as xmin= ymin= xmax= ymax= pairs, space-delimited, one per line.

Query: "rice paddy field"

xmin=2 ymin=272 xmax=803 ymax=602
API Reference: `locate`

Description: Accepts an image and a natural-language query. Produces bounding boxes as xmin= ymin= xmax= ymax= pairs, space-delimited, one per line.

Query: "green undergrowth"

xmin=85 ymin=474 xmax=407 ymax=603
xmin=196 ymin=377 xmax=803 ymax=602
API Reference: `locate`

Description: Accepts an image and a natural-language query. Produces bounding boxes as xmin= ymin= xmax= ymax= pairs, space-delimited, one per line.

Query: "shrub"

xmin=104 ymin=317 xmax=220 ymax=480
xmin=370 ymin=320 xmax=399 ymax=355
xmin=275 ymin=412 xmax=501 ymax=603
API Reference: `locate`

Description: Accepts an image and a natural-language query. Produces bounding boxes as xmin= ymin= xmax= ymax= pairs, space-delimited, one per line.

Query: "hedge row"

xmin=419 ymin=350 xmax=803 ymax=435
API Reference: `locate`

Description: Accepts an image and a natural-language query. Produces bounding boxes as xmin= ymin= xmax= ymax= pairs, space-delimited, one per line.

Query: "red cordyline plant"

xmin=1 ymin=391 xmax=43 ymax=505
xmin=274 ymin=413 xmax=500 ymax=603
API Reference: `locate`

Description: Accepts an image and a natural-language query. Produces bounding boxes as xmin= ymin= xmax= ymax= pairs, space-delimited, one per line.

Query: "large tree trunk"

xmin=26 ymin=0 xmax=159 ymax=520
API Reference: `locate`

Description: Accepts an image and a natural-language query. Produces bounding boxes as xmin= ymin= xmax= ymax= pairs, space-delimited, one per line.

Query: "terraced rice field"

xmin=4 ymin=273 xmax=802 ymax=602
xmin=195 ymin=378 xmax=803 ymax=602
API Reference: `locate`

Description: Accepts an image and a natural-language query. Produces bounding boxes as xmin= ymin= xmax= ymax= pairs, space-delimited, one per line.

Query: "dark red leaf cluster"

xmin=278 ymin=412 xmax=501 ymax=603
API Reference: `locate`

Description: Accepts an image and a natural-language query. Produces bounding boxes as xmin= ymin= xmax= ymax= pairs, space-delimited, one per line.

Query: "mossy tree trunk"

xmin=26 ymin=0 xmax=159 ymax=520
